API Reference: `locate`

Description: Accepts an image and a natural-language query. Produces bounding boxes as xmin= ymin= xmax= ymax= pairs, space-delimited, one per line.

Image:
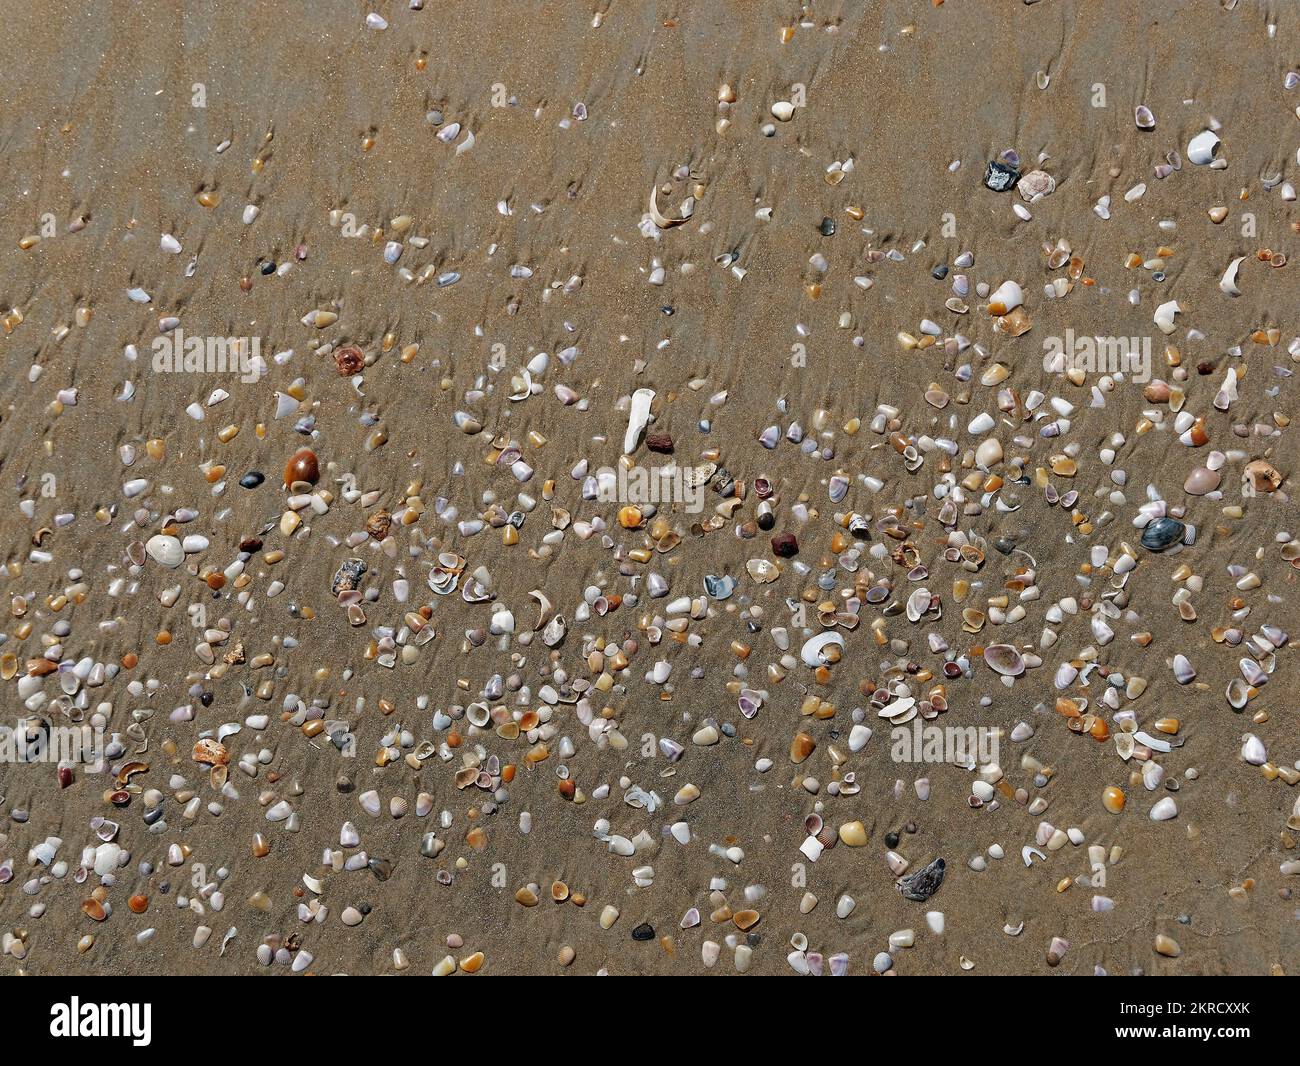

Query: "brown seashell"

xmin=192 ymin=738 xmax=229 ymax=766
xmin=365 ymin=509 xmax=392 ymax=540
xmin=1245 ymin=459 xmax=1283 ymax=493
xmin=334 ymin=345 xmax=365 ymax=375
xmin=284 ymin=448 xmax=320 ymax=487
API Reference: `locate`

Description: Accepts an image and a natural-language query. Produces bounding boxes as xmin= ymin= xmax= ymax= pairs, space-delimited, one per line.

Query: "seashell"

xmin=897 ymin=857 xmax=945 ymax=901
xmin=1141 ymin=516 xmax=1185 ymax=551
xmin=1239 ymin=657 xmax=1267 ymax=687
xmin=983 ymin=644 xmax=1025 ymax=676
xmin=1184 ymin=467 xmax=1220 ymax=495
xmin=1187 ymin=129 xmax=1219 ymax=165
xmin=284 ymin=448 xmax=320 ymax=487
xmin=800 ymin=632 xmax=845 ymax=667
xmin=192 ymin=738 xmax=229 ymax=766
xmin=1017 ymin=170 xmax=1055 ymax=202
xmin=1150 ymin=797 xmax=1178 ymax=821
xmin=1153 ymin=300 xmax=1182 ymax=334
xmin=530 ymin=590 xmax=553 ymax=630
xmin=542 ymin=615 xmax=566 ymax=647
xmin=145 ymin=535 xmax=184 ymax=568
xmin=648 ymin=185 xmax=693 ymax=229
xmin=905 ymin=587 xmax=932 ymax=622
xmin=623 ymin=388 xmax=656 ymax=454
xmin=1244 ymin=459 xmax=1283 ymax=493
xmin=1133 ymin=731 xmax=1172 ymax=754
xmin=1134 ymin=105 xmax=1155 ymax=129
xmin=987 ymin=280 xmax=1023 ymax=315
xmin=1219 ymin=256 xmax=1245 ymax=297
xmin=508 ymin=368 xmax=533 ymax=401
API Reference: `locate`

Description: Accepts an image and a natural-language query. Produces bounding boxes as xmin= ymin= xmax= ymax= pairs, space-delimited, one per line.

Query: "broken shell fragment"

xmin=623 ymin=388 xmax=656 ymax=454
xmin=1219 ymin=256 xmax=1245 ymax=297
xmin=1154 ymin=300 xmax=1182 ymax=335
xmin=800 ymin=632 xmax=845 ymax=668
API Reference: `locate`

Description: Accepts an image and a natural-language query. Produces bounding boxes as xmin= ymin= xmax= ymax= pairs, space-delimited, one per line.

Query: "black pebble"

xmin=239 ymin=471 xmax=265 ymax=489
xmin=631 ymin=922 xmax=655 ymax=941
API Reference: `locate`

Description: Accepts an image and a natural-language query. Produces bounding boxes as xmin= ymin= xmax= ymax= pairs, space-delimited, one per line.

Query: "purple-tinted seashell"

xmin=984 ymin=643 xmax=1025 ymax=676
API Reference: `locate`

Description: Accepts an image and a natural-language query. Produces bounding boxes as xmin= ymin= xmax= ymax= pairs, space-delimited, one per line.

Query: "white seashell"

xmin=800 ymin=631 xmax=845 ymax=667
xmin=1187 ymin=129 xmax=1220 ymax=165
xmin=145 ymin=535 xmax=184 ymax=568
xmin=975 ymin=438 xmax=1003 ymax=470
xmin=905 ymin=588 xmax=931 ymax=623
xmin=1219 ymin=256 xmax=1244 ymax=297
xmin=1153 ymin=300 xmax=1182 ymax=335
xmin=1150 ymin=797 xmax=1178 ymax=821
xmin=623 ymin=388 xmax=655 ymax=454
xmin=1133 ymin=730 xmax=1172 ymax=753
xmin=1241 ymin=734 xmax=1267 ymax=765
xmin=988 ymin=279 xmax=1023 ymax=313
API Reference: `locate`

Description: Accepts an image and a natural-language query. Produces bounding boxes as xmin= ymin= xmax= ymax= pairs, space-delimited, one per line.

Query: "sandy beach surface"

xmin=0 ymin=0 xmax=1297 ymax=975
